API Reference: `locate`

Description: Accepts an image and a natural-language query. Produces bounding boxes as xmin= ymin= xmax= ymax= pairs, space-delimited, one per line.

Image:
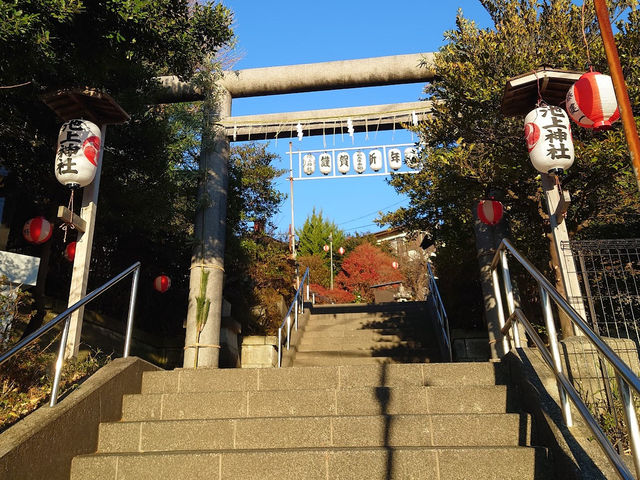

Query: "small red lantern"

xmin=392 ymin=261 xmax=399 ymax=270
xmin=64 ymin=242 xmax=77 ymax=262
xmin=338 ymin=246 xmax=345 ymax=255
xmin=323 ymin=244 xmax=330 ymax=252
xmin=23 ymin=217 xmax=53 ymax=245
xmin=477 ymin=200 xmax=504 ymax=226
xmin=566 ymin=71 xmax=620 ymax=131
xmin=154 ymin=275 xmax=171 ymax=293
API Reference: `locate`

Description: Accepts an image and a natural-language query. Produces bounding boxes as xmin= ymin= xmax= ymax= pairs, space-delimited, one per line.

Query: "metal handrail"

xmin=491 ymin=238 xmax=640 ymax=480
xmin=427 ymin=261 xmax=452 ymax=361
xmin=277 ymin=267 xmax=310 ymax=368
xmin=0 ymin=262 xmax=141 ymax=407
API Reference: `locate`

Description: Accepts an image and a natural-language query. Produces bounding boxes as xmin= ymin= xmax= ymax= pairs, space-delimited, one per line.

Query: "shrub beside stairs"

xmin=70 ymin=302 xmax=551 ymax=479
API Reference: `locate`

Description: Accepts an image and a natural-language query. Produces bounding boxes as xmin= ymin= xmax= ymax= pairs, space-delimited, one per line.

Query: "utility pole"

xmin=329 ymin=232 xmax=334 ymax=290
xmin=289 ymin=141 xmax=296 ymax=258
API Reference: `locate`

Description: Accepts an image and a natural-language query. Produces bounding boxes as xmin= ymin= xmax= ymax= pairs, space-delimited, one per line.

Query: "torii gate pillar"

xmin=183 ymin=89 xmax=231 ymax=368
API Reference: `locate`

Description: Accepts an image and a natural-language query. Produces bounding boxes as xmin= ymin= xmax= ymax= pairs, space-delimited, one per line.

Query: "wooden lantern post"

xmin=500 ymin=68 xmax=587 ymax=339
xmin=41 ymin=89 xmax=129 ymax=359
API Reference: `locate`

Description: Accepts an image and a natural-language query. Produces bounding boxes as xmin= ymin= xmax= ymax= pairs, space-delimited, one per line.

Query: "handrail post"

xmin=500 ymin=250 xmax=522 ymax=349
xmin=540 ymin=287 xmax=573 ymax=426
xmin=617 ymin=376 xmax=640 ymax=478
xmin=50 ymin=316 xmax=72 ymax=407
xmin=491 ymin=267 xmax=510 ymax=356
xmin=277 ymin=328 xmax=282 ymax=368
xmin=294 ymin=297 xmax=299 ymax=330
xmin=286 ymin=315 xmax=291 ymax=350
xmin=123 ymin=266 xmax=140 ymax=358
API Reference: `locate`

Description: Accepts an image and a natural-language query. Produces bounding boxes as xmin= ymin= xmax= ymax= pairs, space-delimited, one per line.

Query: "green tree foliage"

xmin=382 ymin=0 xmax=640 ymax=327
xmin=296 ymin=209 xmax=345 ymax=256
xmin=0 ymin=1 xmax=234 ymax=335
xmin=223 ymin=143 xmax=292 ymax=335
xmin=296 ymin=209 xmax=346 ymax=288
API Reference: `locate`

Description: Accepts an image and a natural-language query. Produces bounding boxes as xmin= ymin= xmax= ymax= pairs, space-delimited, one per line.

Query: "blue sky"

xmin=220 ymin=1 xmax=493 ymax=238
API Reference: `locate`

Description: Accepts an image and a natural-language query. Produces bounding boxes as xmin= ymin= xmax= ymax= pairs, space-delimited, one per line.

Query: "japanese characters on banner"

xmin=337 ymin=152 xmax=350 ymax=174
xmin=404 ymin=147 xmax=419 ymax=169
xmin=388 ymin=148 xmax=402 ymax=170
xmin=524 ymin=105 xmax=574 ymax=175
xmin=368 ymin=150 xmax=382 ymax=171
xmin=55 ymin=119 xmax=101 ymax=188
xmin=299 ymin=145 xmax=420 ymax=178
xmin=302 ymin=154 xmax=315 ymax=175
xmin=353 ymin=151 xmax=366 ymax=174
xmin=319 ymin=153 xmax=331 ymax=175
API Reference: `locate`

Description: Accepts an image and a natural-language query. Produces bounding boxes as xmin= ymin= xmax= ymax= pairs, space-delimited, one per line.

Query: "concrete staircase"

xmin=292 ymin=302 xmax=445 ymax=366
xmin=70 ymin=361 xmax=550 ymax=479
xmin=69 ymin=302 xmax=551 ymax=479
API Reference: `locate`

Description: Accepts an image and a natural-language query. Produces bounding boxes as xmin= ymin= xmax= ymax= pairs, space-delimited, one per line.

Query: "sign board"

xmin=0 ymin=251 xmax=40 ymax=286
xmin=290 ymin=142 xmax=419 ymax=181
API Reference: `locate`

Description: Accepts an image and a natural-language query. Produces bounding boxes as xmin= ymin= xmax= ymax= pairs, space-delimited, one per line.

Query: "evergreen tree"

xmin=382 ymin=0 xmax=640 ymax=327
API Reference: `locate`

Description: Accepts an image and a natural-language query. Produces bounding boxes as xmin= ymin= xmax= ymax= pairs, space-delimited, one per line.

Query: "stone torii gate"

xmin=160 ymin=53 xmax=436 ymax=368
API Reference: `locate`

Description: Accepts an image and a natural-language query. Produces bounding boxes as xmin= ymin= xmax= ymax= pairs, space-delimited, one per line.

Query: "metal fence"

xmin=566 ymin=239 xmax=640 ymax=345
xmin=563 ymin=239 xmax=640 ymax=456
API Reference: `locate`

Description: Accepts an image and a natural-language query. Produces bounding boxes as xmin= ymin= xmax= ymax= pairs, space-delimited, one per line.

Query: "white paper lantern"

xmin=368 ymin=150 xmax=382 ymax=172
xmin=55 ymin=119 xmax=101 ymax=188
xmin=303 ymin=154 xmax=316 ymax=175
xmin=337 ymin=152 xmax=350 ymax=174
xmin=319 ymin=152 xmax=332 ymax=175
xmin=388 ymin=148 xmax=402 ymax=170
xmin=353 ymin=151 xmax=366 ymax=174
xmin=524 ymin=106 xmax=574 ymax=174
xmin=404 ymin=147 xmax=419 ymax=169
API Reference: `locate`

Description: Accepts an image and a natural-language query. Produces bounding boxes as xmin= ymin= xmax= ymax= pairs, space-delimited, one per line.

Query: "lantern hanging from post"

xmin=319 ymin=152 xmax=332 ymax=175
xmin=64 ymin=242 xmax=77 ymax=262
xmin=338 ymin=246 xmax=345 ymax=255
xmin=388 ymin=148 xmax=402 ymax=170
xmin=392 ymin=261 xmax=399 ymax=269
xmin=368 ymin=150 xmax=382 ymax=172
xmin=566 ymin=71 xmax=620 ymax=131
xmin=302 ymin=154 xmax=315 ymax=175
xmin=154 ymin=275 xmax=171 ymax=293
xmin=524 ymin=105 xmax=574 ymax=175
xmin=23 ymin=216 xmax=53 ymax=244
xmin=477 ymin=199 xmax=504 ymax=226
xmin=404 ymin=147 xmax=419 ymax=169
xmin=353 ymin=151 xmax=366 ymax=174
xmin=337 ymin=152 xmax=350 ymax=174
xmin=323 ymin=244 xmax=330 ymax=252
xmin=55 ymin=119 xmax=101 ymax=188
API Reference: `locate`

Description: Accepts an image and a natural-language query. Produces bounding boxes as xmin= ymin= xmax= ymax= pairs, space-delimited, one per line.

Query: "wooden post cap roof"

xmin=41 ymin=88 xmax=130 ymax=126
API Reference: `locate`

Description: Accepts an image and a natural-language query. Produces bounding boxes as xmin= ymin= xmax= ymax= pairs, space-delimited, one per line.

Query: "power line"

xmin=336 ymin=199 xmax=406 ymax=226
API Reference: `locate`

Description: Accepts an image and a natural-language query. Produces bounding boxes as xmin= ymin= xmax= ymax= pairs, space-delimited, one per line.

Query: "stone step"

xmin=296 ymin=340 xmax=415 ymax=352
xmin=122 ymin=385 xmax=515 ymax=421
xmin=71 ymin=446 xmax=550 ymax=480
xmin=97 ymin=413 xmax=531 ymax=453
xmin=298 ymin=330 xmax=403 ymax=341
xmin=141 ymin=363 xmax=511 ymax=394
xmin=291 ymin=355 xmax=408 ymax=366
xmin=292 ymin=348 xmax=440 ymax=366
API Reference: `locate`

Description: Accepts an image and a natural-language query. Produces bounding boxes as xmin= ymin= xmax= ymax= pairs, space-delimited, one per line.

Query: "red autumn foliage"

xmin=335 ymin=243 xmax=404 ymax=302
xmin=310 ymin=283 xmax=355 ymax=304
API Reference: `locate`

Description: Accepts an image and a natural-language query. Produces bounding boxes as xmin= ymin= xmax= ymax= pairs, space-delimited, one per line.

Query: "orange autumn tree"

xmin=335 ymin=243 xmax=404 ymax=303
